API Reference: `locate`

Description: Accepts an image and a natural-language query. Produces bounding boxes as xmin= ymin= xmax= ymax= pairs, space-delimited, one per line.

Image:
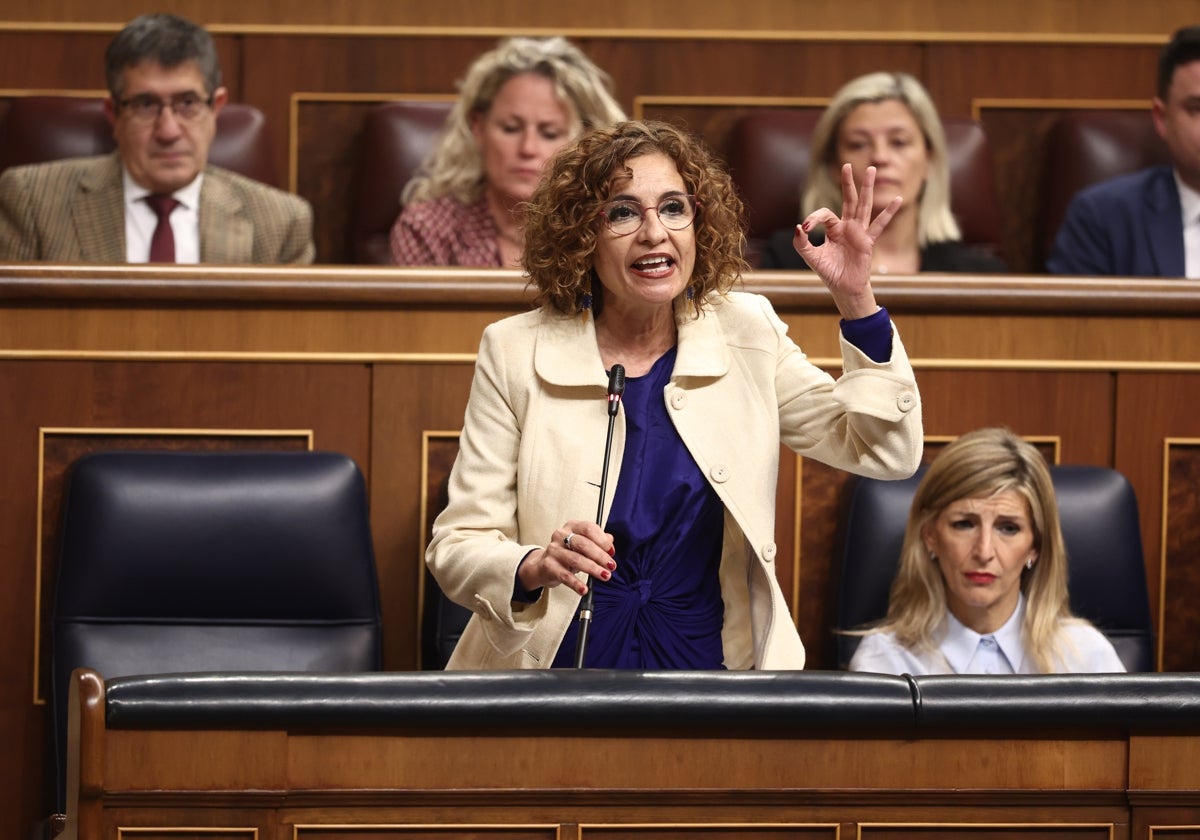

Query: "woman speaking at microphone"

xmin=426 ymin=120 xmax=923 ymax=670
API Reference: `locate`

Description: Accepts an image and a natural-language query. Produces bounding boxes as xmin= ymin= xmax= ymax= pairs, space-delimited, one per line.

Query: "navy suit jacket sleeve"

xmin=1046 ymin=189 xmax=1117 ymax=275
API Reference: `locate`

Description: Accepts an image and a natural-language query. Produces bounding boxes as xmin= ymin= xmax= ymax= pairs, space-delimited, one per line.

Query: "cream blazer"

xmin=426 ymin=291 xmax=922 ymax=670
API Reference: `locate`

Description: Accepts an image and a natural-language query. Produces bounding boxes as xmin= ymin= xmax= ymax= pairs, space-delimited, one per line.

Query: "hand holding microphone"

xmin=514 ymin=364 xmax=625 ymax=603
xmin=516 ymin=520 xmax=615 ymax=596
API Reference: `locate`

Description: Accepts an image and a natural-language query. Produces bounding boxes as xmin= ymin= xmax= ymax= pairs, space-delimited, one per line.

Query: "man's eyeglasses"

xmin=117 ymin=92 xmax=213 ymax=123
xmin=597 ymin=195 xmax=700 ymax=237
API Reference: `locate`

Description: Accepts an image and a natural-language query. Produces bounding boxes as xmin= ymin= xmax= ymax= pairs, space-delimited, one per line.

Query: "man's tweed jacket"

xmin=0 ymin=153 xmax=314 ymax=263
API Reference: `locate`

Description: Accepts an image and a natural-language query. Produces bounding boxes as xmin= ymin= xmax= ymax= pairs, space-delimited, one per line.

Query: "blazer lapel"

xmin=73 ymin=155 xmax=126 ymax=263
xmin=674 ymin=298 xmax=730 ymax=378
xmin=1144 ymin=169 xmax=1186 ymax=277
xmin=198 ymin=170 xmax=253 ymax=263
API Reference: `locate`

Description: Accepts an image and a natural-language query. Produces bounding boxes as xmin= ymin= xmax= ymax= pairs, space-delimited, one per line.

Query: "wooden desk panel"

xmin=5 ymin=266 xmax=1200 ymax=840
xmin=61 ymin=672 xmax=1169 ymax=840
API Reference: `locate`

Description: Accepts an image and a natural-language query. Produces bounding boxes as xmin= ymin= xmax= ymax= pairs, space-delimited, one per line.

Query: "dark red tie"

xmin=146 ymin=194 xmax=179 ymax=263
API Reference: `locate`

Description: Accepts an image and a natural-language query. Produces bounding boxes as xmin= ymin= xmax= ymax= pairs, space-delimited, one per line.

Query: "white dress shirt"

xmin=123 ymin=169 xmax=203 ymax=264
xmin=1175 ymin=170 xmax=1200 ymax=280
xmin=849 ymin=594 xmax=1127 ymax=675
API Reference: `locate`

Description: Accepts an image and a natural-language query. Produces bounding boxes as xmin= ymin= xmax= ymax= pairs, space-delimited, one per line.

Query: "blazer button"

xmin=897 ymin=392 xmax=916 ymax=412
xmin=762 ymin=542 xmax=777 ymax=563
xmin=670 ymin=389 xmax=688 ymax=410
xmin=710 ymin=464 xmax=730 ymax=483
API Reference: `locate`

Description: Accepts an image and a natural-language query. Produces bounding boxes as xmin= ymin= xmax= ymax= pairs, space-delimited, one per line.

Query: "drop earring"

xmin=1025 ymin=556 xmax=1035 ymax=570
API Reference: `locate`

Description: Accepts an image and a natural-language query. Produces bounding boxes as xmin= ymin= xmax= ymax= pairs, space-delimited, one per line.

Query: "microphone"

xmin=573 ymin=363 xmax=625 ymax=668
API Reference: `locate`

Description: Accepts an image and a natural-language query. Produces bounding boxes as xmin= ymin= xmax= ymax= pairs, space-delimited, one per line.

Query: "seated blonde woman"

xmin=849 ymin=427 xmax=1124 ymax=675
xmin=389 ymin=36 xmax=625 ymax=268
xmin=761 ymin=72 xmax=1006 ymax=273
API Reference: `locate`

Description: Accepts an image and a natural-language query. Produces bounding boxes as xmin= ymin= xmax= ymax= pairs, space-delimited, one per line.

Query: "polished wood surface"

xmin=0 ymin=0 xmax=1193 ymax=34
xmin=5 ymin=268 xmax=1200 ymax=837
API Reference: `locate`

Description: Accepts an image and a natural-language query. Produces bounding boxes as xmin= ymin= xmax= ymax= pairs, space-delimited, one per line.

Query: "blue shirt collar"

xmin=939 ymin=593 xmax=1026 ymax=674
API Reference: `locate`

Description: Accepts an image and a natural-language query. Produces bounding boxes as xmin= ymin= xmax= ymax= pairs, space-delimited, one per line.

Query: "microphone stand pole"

xmin=574 ymin=364 xmax=624 ymax=668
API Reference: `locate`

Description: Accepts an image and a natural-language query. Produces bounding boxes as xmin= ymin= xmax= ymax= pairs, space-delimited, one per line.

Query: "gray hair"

xmin=105 ymin=13 xmax=221 ymax=100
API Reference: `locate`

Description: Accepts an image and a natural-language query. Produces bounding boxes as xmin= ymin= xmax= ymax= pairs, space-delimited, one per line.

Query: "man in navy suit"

xmin=1047 ymin=26 xmax=1200 ymax=278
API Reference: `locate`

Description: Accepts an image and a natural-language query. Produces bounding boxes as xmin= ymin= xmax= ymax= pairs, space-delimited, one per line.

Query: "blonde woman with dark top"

xmin=761 ymin=72 xmax=1006 ymax=274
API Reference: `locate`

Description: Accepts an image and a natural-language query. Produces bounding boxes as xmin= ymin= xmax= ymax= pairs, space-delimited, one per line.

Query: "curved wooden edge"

xmin=3 ymin=265 xmax=1200 ymax=315
xmin=63 ymin=667 xmax=104 ymax=840
xmin=0 ymin=265 xmax=538 ymax=306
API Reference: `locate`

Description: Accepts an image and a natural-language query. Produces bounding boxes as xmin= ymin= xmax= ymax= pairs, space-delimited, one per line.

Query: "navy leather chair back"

xmin=50 ymin=450 xmax=382 ymax=811
xmin=836 ymin=464 xmax=1154 ymax=672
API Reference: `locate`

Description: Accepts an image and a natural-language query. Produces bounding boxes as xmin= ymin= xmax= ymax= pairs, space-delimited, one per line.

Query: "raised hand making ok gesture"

xmin=791 ymin=163 xmax=902 ymax=321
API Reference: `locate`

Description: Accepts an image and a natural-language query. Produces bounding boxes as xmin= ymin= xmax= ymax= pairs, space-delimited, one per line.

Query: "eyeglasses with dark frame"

xmin=597 ymin=195 xmax=700 ymax=237
xmin=117 ymin=92 xmax=214 ymax=123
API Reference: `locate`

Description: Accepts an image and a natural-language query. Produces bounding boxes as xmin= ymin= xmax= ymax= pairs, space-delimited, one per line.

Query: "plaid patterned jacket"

xmin=0 ymin=153 xmax=314 ymax=264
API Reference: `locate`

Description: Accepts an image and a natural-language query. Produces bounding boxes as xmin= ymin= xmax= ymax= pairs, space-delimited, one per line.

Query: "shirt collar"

xmin=122 ymin=166 xmax=204 ymax=211
xmin=940 ymin=593 xmax=1026 ymax=673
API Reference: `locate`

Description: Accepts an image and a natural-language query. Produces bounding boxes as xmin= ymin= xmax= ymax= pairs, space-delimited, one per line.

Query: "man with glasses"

xmin=0 ymin=13 xmax=314 ymax=263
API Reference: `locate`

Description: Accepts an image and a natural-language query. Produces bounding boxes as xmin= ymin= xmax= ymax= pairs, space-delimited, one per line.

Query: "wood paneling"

xmin=0 ymin=21 xmax=1172 ymax=266
xmin=1114 ymin=374 xmax=1200 ymax=674
xmin=0 ymin=268 xmax=1191 ymax=715
xmin=0 ymin=354 xmax=371 ymax=835
xmin=1164 ymin=443 xmax=1200 ymax=674
xmin=64 ymin=668 xmax=1200 ymax=839
xmin=371 ymin=363 xmax=477 ymax=668
xmin=0 ymin=0 xmax=1194 ymax=35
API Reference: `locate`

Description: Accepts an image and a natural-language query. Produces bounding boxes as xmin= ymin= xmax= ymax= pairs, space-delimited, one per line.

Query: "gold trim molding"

xmin=0 ymin=21 xmax=1176 ymax=45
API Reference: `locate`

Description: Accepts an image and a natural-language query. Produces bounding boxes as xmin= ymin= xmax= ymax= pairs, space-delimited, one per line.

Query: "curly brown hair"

xmin=522 ymin=120 xmax=748 ymax=317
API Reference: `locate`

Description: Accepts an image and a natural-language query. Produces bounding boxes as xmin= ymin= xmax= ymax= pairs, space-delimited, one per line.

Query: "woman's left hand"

xmin=792 ymin=163 xmax=901 ymax=320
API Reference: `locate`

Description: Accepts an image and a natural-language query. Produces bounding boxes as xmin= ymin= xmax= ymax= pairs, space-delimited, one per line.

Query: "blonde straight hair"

xmin=802 ymin=71 xmax=959 ymax=246
xmin=866 ymin=427 xmax=1094 ymax=673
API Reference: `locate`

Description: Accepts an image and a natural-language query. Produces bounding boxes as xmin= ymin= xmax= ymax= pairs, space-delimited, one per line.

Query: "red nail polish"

xmin=607 ymin=546 xmax=616 ymax=557
xmin=607 ymin=560 xmax=616 ymax=571
xmin=801 ymin=221 xmax=811 ymax=232
xmin=601 ymin=570 xmax=610 ymax=580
